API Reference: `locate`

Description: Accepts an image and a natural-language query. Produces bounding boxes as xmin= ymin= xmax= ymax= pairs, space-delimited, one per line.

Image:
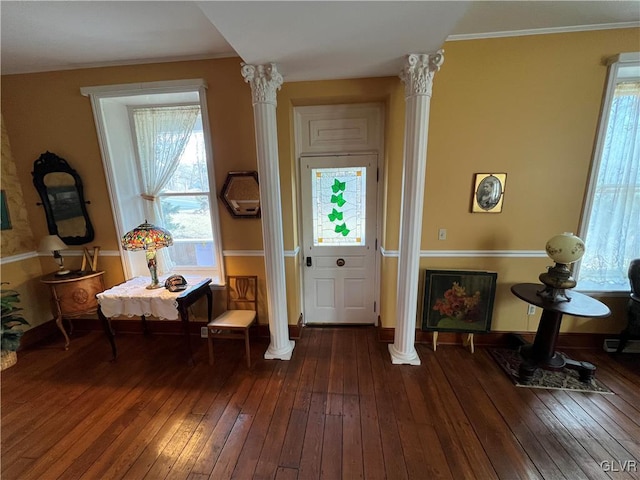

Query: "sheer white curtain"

xmin=580 ymin=82 xmax=640 ymax=290
xmin=132 ymin=105 xmax=200 ymax=273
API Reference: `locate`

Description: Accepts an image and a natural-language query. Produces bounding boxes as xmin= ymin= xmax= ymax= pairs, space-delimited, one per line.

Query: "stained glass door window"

xmin=311 ymin=167 xmax=366 ymax=246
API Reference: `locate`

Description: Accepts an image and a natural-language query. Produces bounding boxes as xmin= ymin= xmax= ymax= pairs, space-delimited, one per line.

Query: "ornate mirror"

xmin=32 ymin=151 xmax=95 ymax=245
xmin=220 ymin=171 xmax=261 ymax=218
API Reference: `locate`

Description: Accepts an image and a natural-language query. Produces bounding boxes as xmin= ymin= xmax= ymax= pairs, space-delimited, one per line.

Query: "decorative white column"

xmin=241 ymin=63 xmax=294 ymax=360
xmin=389 ymin=51 xmax=444 ymax=365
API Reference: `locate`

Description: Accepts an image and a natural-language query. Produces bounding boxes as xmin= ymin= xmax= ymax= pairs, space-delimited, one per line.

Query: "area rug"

xmin=489 ymin=348 xmax=614 ymax=394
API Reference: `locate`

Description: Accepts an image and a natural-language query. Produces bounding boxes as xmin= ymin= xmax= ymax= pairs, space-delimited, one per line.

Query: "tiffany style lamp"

xmin=121 ymin=220 xmax=173 ymax=289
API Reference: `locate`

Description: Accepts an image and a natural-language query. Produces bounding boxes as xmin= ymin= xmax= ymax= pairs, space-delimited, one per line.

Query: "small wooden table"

xmin=510 ymin=283 xmax=610 ymax=383
xmin=97 ymin=276 xmax=212 ymax=365
xmin=41 ymin=270 xmax=106 ymax=350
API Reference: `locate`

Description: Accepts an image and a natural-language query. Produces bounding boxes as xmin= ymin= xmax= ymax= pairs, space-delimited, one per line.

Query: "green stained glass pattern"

xmin=311 ymin=167 xmax=366 ymax=246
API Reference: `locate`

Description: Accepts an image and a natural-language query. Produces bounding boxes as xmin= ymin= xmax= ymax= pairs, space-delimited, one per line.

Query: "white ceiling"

xmin=1 ymin=1 xmax=639 ymax=81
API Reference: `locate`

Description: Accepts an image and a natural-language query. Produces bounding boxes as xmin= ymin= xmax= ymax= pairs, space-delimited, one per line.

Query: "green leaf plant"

xmin=1 ymin=283 xmax=30 ymax=352
xmin=328 ymin=178 xmax=350 ymax=236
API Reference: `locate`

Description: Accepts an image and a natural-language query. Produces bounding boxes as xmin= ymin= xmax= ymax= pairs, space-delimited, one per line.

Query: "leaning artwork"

xmin=422 ymin=270 xmax=497 ymax=333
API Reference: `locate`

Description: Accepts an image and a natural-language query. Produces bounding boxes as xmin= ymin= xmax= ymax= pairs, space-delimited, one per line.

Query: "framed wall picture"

xmin=422 ymin=270 xmax=497 ymax=333
xmin=0 ymin=190 xmax=11 ymax=230
xmin=471 ymin=173 xmax=506 ymax=213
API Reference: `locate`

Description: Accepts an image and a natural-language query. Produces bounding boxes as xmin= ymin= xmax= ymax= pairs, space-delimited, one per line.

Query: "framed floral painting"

xmin=422 ymin=270 xmax=497 ymax=333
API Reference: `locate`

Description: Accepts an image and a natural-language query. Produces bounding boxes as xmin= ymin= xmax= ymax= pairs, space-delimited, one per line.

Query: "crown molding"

xmin=447 ymin=22 xmax=640 ymax=42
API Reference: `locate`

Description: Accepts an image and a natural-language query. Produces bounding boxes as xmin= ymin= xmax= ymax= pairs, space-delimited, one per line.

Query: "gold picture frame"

xmin=471 ymin=173 xmax=506 ymax=213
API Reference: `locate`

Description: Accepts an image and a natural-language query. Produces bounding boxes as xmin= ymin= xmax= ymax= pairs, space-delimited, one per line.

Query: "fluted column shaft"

xmin=389 ymin=52 xmax=444 ymax=365
xmin=241 ymin=63 xmax=294 ymax=360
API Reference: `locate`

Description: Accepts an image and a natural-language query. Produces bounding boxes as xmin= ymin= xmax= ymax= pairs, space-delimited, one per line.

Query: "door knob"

xmin=336 ymin=258 xmax=345 ymax=267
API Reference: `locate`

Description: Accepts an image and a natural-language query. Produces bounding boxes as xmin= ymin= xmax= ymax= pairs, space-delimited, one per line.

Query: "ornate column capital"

xmin=399 ymin=50 xmax=444 ymax=98
xmin=241 ymin=63 xmax=283 ymax=106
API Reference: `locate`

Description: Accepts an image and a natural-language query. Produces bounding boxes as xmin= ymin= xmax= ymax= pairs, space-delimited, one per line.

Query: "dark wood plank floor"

xmin=2 ymin=327 xmax=639 ymax=479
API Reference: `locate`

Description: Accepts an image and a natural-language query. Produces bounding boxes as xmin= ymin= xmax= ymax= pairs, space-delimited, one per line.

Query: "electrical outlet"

xmin=438 ymin=228 xmax=447 ymax=240
xmin=527 ymin=304 xmax=536 ymax=316
xmin=201 ymin=326 xmax=208 ymax=338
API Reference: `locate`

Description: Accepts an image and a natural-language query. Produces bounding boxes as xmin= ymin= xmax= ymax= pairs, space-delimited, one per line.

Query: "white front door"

xmin=301 ymin=154 xmax=377 ymax=324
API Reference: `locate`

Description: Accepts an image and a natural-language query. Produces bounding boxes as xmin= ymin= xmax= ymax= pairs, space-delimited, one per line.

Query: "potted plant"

xmin=1 ymin=283 xmax=30 ymax=370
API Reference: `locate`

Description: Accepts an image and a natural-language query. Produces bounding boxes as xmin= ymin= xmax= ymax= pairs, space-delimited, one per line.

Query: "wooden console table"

xmin=510 ymin=283 xmax=610 ymax=383
xmin=40 ymin=270 xmax=106 ymax=350
xmin=96 ymin=276 xmax=212 ymax=365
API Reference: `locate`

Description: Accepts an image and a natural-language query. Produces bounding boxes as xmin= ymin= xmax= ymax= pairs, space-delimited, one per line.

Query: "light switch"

xmin=438 ymin=228 xmax=447 ymax=240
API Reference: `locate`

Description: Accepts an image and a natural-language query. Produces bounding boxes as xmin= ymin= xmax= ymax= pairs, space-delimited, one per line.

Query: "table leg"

xmin=177 ymin=302 xmax=194 ymax=366
xmin=55 ymin=314 xmax=71 ymax=351
xmin=564 ymin=357 xmax=596 ymax=382
xmin=98 ymin=306 xmax=117 ymax=362
xmin=518 ymin=308 xmax=597 ymax=383
xmin=526 ymin=309 xmax=566 ymax=369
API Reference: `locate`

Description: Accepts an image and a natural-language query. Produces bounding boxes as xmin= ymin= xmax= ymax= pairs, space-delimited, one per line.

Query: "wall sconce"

xmin=39 ymin=234 xmax=70 ymax=275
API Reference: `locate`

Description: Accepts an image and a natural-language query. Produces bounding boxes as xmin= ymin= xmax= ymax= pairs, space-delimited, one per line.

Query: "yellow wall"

xmin=1 ymin=115 xmax=50 ymax=328
xmin=276 ymin=76 xmax=406 ymax=321
xmin=275 ymin=28 xmax=637 ymax=333
xmin=1 ymin=28 xmax=638 ymax=335
xmin=1 ymin=115 xmax=37 ymax=256
xmin=0 ymin=58 xmax=268 ymax=327
xmin=414 ymin=28 xmax=638 ymax=333
xmin=425 ymin=30 xmax=637 ymax=250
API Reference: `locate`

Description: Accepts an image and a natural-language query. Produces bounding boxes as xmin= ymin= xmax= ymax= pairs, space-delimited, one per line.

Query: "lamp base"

xmin=146 ymin=283 xmax=162 ymax=290
xmin=537 ymin=263 xmax=576 ymax=303
xmin=537 ymin=286 xmax=571 ymax=303
xmin=55 ymin=269 xmax=71 ymax=276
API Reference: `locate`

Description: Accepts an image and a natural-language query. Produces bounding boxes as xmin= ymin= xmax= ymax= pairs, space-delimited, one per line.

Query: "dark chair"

xmin=617 ymin=259 xmax=640 ymax=353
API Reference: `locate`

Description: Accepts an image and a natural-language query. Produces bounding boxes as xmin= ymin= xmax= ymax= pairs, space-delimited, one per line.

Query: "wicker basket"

xmin=1 ymin=350 xmax=17 ymax=371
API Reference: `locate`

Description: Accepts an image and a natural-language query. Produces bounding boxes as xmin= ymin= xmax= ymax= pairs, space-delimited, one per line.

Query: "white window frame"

xmin=81 ymin=79 xmax=225 ymax=284
xmin=577 ymin=52 xmax=640 ymax=293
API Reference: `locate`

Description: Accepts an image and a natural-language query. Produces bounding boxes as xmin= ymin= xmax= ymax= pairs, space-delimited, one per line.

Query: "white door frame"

xmin=293 ymin=103 xmax=384 ymax=326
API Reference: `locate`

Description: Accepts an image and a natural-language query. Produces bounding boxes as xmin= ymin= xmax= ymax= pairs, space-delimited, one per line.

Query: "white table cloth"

xmin=97 ymin=276 xmax=208 ymax=320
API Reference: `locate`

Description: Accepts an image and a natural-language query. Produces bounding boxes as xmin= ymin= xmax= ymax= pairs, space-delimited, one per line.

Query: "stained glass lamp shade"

xmin=121 ymin=221 xmax=173 ymax=289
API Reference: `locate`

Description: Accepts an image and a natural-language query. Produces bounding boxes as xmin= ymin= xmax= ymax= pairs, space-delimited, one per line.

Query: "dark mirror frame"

xmin=219 ymin=171 xmax=261 ymax=219
xmin=32 ymin=151 xmax=95 ymax=245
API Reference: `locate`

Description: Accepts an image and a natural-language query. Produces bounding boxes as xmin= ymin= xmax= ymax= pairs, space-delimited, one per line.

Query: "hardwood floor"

xmin=2 ymin=327 xmax=639 ymax=479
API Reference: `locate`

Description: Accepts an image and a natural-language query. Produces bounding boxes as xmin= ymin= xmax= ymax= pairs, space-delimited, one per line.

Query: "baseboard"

xmin=56 ymin=317 xmax=303 ymax=340
xmin=255 ymin=314 xmax=304 ymax=340
xmin=603 ymin=338 xmax=640 ymax=353
xmin=20 ymin=319 xmax=60 ymax=349
xmin=29 ymin=319 xmax=608 ymax=350
xmin=377 ymin=327 xmax=611 ymax=350
xmin=293 ymin=313 xmax=304 ymax=339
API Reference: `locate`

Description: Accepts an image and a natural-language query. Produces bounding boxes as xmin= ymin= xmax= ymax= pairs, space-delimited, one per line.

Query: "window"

xmin=577 ymin=53 xmax=640 ymax=292
xmin=311 ymin=166 xmax=367 ymax=246
xmin=81 ymin=80 xmax=224 ymax=283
